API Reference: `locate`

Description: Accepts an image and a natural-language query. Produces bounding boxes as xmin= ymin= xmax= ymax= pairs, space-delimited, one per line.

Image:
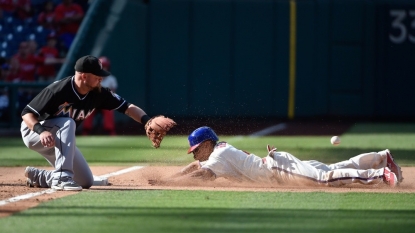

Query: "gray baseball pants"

xmin=21 ymin=117 xmax=93 ymax=188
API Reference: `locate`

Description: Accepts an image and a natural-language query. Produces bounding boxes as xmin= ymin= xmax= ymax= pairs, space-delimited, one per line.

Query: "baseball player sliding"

xmin=21 ymin=55 xmax=176 ymax=191
xmin=149 ymin=126 xmax=403 ymax=187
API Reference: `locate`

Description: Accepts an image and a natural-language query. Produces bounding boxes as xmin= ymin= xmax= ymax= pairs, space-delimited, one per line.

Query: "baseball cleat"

xmin=24 ymin=166 xmax=30 ymax=178
xmin=52 ymin=177 xmax=82 ymax=191
xmin=383 ymin=149 xmax=403 ymax=183
xmin=383 ymin=167 xmax=398 ymax=187
xmin=26 ymin=178 xmax=35 ymax=187
xmin=24 ymin=166 xmax=39 ymax=188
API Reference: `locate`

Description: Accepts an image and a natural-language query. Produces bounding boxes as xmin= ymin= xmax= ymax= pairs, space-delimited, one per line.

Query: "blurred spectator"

xmin=0 ymin=87 xmax=9 ymax=121
xmin=82 ymin=56 xmax=118 ymax=136
xmin=17 ymin=86 xmax=38 ymax=117
xmin=27 ymin=39 xmax=38 ymax=55
xmin=0 ymin=0 xmax=16 ymax=14
xmin=0 ymin=0 xmax=11 ymax=11
xmin=54 ymin=0 xmax=84 ymax=49
xmin=37 ymin=0 xmax=56 ymax=31
xmin=15 ymin=0 xmax=32 ymax=20
xmin=6 ymin=39 xmax=65 ymax=82
xmin=0 ymin=57 xmax=9 ymax=81
xmin=37 ymin=33 xmax=65 ymax=82
xmin=6 ymin=41 xmax=38 ymax=82
xmin=0 ymin=0 xmax=33 ymax=20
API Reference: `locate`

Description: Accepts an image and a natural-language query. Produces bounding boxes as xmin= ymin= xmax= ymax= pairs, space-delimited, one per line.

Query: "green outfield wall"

xmin=40 ymin=0 xmax=415 ymax=125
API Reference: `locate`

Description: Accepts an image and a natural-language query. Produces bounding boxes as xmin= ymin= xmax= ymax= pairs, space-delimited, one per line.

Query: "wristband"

xmin=141 ymin=115 xmax=151 ymax=125
xmin=33 ymin=123 xmax=47 ymax=135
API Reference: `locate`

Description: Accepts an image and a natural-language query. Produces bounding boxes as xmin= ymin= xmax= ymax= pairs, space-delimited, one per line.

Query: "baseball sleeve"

xmin=21 ymin=88 xmax=56 ymax=117
xmin=98 ymin=88 xmax=129 ymax=113
xmin=201 ymin=151 xmax=228 ymax=178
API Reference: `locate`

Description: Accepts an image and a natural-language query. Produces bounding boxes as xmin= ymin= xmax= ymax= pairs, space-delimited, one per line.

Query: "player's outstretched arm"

xmin=148 ymin=167 xmax=215 ymax=185
xmin=124 ymin=104 xmax=148 ymax=124
xmin=179 ymin=161 xmax=201 ymax=176
xmin=188 ymin=168 xmax=215 ymax=180
xmin=165 ymin=161 xmax=201 ymax=179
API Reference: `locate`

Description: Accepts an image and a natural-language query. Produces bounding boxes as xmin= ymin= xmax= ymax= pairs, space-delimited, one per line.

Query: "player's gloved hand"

xmin=144 ymin=115 xmax=176 ymax=148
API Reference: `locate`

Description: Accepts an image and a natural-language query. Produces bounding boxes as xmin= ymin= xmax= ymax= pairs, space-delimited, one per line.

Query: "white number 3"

xmin=409 ymin=10 xmax=415 ymax=43
xmin=389 ymin=9 xmax=415 ymax=44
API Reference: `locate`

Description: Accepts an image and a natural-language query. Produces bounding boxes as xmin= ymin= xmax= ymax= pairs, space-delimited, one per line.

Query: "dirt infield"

xmin=0 ymin=120 xmax=409 ymax=218
xmin=1 ymin=165 xmax=414 ymax=218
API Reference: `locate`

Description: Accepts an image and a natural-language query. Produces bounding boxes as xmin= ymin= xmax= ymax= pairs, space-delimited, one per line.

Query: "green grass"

xmin=2 ymin=191 xmax=415 ymax=233
xmin=1 ymin=123 xmax=415 ymax=232
xmin=2 ymin=123 xmax=415 ymax=166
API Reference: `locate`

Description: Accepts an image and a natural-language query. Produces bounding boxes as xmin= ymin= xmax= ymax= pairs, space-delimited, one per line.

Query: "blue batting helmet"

xmin=187 ymin=126 xmax=219 ymax=154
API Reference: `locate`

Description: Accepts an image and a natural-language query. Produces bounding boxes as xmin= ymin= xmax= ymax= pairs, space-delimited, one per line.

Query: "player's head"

xmin=75 ymin=55 xmax=111 ymax=77
xmin=46 ymin=32 xmax=57 ymax=46
xmin=187 ymin=126 xmax=219 ymax=154
xmin=99 ymin=56 xmax=111 ymax=71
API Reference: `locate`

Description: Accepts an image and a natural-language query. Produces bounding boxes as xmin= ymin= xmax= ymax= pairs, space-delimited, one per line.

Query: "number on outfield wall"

xmin=389 ymin=9 xmax=415 ymax=44
xmin=409 ymin=10 xmax=415 ymax=43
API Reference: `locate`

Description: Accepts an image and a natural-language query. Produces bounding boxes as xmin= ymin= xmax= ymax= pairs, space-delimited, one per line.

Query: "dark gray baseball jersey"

xmin=20 ymin=76 xmax=131 ymax=189
xmin=21 ymin=76 xmax=130 ymax=127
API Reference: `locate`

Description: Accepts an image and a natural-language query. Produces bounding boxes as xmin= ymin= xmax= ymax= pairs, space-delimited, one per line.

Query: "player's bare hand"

xmin=40 ymin=131 xmax=55 ymax=148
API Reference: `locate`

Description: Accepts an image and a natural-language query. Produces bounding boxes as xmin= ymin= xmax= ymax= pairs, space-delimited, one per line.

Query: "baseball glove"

xmin=145 ymin=115 xmax=176 ymax=148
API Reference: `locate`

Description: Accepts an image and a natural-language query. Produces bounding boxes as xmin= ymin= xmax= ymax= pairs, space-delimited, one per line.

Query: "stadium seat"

xmin=35 ymin=25 xmax=44 ymax=34
xmin=6 ymin=17 xmax=14 ymax=24
xmin=0 ymin=21 xmax=12 ymax=34
xmin=1 ymin=41 xmax=7 ymax=50
xmin=27 ymin=33 xmax=36 ymax=41
xmin=6 ymin=33 xmax=14 ymax=41
xmin=0 ymin=51 xmax=7 ymax=58
xmin=14 ymin=25 xmax=24 ymax=33
xmin=23 ymin=17 xmax=36 ymax=28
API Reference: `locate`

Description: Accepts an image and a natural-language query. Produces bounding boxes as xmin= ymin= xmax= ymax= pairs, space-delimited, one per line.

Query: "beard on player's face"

xmin=85 ymin=83 xmax=101 ymax=92
xmin=85 ymin=74 xmax=102 ymax=92
xmin=92 ymin=84 xmax=101 ymax=93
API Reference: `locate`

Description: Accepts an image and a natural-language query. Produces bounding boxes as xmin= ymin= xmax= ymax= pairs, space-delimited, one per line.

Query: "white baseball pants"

xmin=266 ymin=151 xmax=388 ymax=186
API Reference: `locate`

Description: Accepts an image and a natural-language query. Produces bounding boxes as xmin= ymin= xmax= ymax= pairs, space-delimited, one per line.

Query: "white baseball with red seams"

xmin=330 ymin=136 xmax=341 ymax=146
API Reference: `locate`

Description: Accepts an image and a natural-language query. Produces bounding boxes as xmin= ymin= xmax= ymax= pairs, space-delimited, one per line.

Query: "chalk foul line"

xmin=0 ymin=189 xmax=56 ymax=206
xmin=0 ymin=166 xmax=145 ymax=207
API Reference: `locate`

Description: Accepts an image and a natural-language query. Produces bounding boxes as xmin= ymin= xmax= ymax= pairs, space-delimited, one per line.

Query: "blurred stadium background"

xmin=1 ymin=0 xmax=414 ymax=132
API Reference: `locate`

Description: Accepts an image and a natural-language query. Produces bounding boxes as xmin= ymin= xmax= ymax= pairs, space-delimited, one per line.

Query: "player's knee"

xmin=82 ymin=182 xmax=93 ymax=189
xmin=80 ymin=177 xmax=94 ymax=189
xmin=61 ymin=118 xmax=77 ymax=133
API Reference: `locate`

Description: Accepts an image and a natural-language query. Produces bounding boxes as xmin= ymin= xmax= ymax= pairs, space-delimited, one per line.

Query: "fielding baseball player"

xmin=151 ymin=126 xmax=403 ymax=187
xmin=82 ymin=56 xmax=118 ymax=135
xmin=21 ymin=55 xmax=176 ymax=191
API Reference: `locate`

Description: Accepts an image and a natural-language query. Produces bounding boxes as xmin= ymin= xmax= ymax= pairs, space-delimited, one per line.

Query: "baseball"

xmin=330 ymin=136 xmax=341 ymax=146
